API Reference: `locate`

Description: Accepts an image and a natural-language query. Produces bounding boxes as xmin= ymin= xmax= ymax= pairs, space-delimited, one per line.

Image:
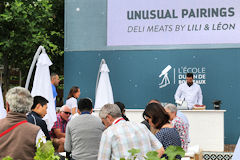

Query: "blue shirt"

xmin=155 ymin=128 xmax=182 ymax=159
xmin=51 ymin=84 xmax=57 ymax=107
xmin=155 ymin=128 xmax=181 ymax=150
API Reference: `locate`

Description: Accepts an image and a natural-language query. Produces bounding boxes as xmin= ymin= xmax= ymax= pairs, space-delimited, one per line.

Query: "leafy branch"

xmin=34 ymin=140 xmax=60 ymax=160
xmin=121 ymin=145 xmax=185 ymax=160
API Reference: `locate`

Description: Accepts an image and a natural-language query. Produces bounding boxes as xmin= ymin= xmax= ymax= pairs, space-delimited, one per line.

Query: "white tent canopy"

xmin=94 ymin=59 xmax=114 ymax=109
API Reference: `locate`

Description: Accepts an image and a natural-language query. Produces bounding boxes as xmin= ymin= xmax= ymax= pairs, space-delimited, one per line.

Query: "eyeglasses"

xmin=143 ymin=111 xmax=151 ymax=123
xmin=63 ymin=111 xmax=71 ymax=115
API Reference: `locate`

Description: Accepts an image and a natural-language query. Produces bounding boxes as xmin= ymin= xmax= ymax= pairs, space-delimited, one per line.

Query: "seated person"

xmin=143 ymin=103 xmax=182 ymax=159
xmin=65 ymin=98 xmax=105 ymax=160
xmin=0 ymin=87 xmax=45 ymax=159
xmin=70 ymin=97 xmax=92 ymax=120
xmin=141 ymin=99 xmax=161 ymax=133
xmin=98 ymin=104 xmax=164 ymax=160
xmin=50 ymin=105 xmax=71 ymax=152
xmin=164 ymin=103 xmax=189 ymax=151
xmin=115 ymin=101 xmax=129 ymax=121
xmin=27 ymin=96 xmax=50 ymax=140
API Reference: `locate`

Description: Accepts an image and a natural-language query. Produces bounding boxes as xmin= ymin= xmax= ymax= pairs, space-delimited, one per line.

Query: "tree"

xmin=48 ymin=0 xmax=64 ymax=75
xmin=0 ymin=0 xmax=64 ymax=93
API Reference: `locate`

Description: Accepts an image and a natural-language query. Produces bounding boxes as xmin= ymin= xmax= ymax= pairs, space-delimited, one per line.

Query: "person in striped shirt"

xmin=98 ymin=104 xmax=164 ymax=160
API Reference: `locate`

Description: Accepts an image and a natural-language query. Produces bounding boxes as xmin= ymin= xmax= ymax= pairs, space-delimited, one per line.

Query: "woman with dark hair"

xmin=66 ymin=86 xmax=80 ymax=115
xmin=143 ymin=103 xmax=182 ymax=151
xmin=114 ymin=101 xmax=129 ymax=121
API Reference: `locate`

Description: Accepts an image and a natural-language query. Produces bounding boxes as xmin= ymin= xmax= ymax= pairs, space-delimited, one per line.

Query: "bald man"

xmin=50 ymin=105 xmax=71 ymax=152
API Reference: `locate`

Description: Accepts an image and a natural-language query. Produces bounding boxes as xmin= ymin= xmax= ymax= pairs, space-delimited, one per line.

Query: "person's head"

xmin=51 ymin=73 xmax=60 ymax=86
xmin=67 ymin=86 xmax=80 ymax=99
xmin=143 ymin=103 xmax=170 ymax=129
xmin=99 ymin=104 xmax=122 ymax=128
xmin=114 ymin=102 xmax=126 ymax=114
xmin=31 ymin=96 xmax=49 ymax=118
xmin=148 ymin=99 xmax=161 ymax=105
xmin=6 ymin=87 xmax=33 ymax=114
xmin=164 ymin=103 xmax=177 ymax=121
xmin=60 ymin=105 xmax=71 ymax=121
xmin=186 ymin=73 xmax=194 ymax=86
xmin=78 ymin=98 xmax=93 ymax=113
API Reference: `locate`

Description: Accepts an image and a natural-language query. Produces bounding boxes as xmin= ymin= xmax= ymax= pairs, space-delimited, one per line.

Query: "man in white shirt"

xmin=175 ymin=73 xmax=203 ymax=110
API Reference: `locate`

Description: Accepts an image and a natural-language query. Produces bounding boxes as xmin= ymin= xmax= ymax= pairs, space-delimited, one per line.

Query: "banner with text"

xmin=107 ymin=0 xmax=240 ymax=46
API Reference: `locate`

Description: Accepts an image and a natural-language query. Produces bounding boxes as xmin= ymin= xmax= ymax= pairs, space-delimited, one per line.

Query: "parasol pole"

xmin=25 ymin=46 xmax=44 ymax=89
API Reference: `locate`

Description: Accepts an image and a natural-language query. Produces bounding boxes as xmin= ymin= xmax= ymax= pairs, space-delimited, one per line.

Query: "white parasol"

xmin=26 ymin=46 xmax=56 ymax=130
xmin=94 ymin=59 xmax=114 ymax=109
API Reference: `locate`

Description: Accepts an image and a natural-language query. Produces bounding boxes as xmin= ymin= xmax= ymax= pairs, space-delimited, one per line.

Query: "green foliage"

xmin=164 ymin=146 xmax=185 ymax=160
xmin=121 ymin=145 xmax=185 ymax=160
xmin=2 ymin=156 xmax=13 ymax=160
xmin=128 ymin=148 xmax=141 ymax=155
xmin=34 ymin=140 xmax=60 ymax=160
xmin=0 ymin=0 xmax=64 ymax=90
xmin=0 ymin=0 xmax=53 ymax=51
xmin=58 ymin=74 xmax=64 ymax=90
xmin=128 ymin=148 xmax=141 ymax=160
xmin=145 ymin=151 xmax=164 ymax=160
xmin=1 ymin=140 xmax=59 ymax=160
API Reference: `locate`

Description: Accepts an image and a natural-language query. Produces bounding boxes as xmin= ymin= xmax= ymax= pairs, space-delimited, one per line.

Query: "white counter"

xmin=93 ymin=109 xmax=226 ymax=152
xmin=181 ymin=110 xmax=225 ymax=152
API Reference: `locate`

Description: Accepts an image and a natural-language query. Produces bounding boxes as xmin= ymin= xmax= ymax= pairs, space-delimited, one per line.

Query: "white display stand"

xmin=93 ymin=109 xmax=226 ymax=152
xmin=181 ymin=110 xmax=225 ymax=152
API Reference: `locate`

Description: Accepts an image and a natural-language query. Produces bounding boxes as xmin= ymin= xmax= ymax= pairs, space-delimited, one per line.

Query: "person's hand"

xmin=53 ymin=137 xmax=65 ymax=144
xmin=59 ymin=137 xmax=65 ymax=144
xmin=157 ymin=147 xmax=165 ymax=157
